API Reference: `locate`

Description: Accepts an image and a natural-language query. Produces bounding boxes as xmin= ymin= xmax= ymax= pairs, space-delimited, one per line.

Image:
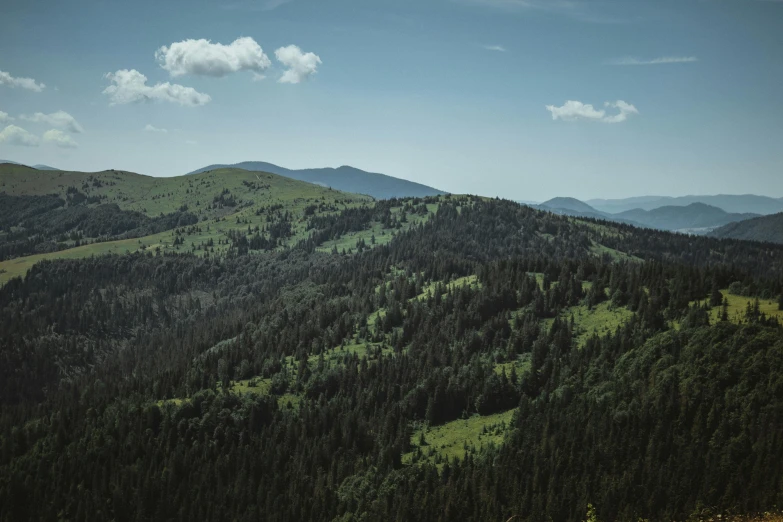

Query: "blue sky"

xmin=1 ymin=0 xmax=782 ymax=201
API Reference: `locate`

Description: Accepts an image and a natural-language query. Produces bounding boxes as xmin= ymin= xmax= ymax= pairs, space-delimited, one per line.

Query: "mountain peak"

xmin=186 ymin=161 xmax=444 ymax=199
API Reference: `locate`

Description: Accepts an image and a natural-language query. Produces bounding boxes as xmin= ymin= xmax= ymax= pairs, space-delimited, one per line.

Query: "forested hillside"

xmin=1 ymin=185 xmax=783 ymax=520
xmin=710 ymin=212 xmax=783 ymax=244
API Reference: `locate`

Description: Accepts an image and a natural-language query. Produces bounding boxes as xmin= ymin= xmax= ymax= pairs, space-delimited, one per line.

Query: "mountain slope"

xmin=614 ymin=202 xmax=759 ymax=232
xmin=589 ymin=194 xmax=783 ymax=215
xmin=709 ymin=212 xmax=783 ymax=244
xmin=0 ymin=163 xmax=376 ymax=283
xmin=187 ymin=161 xmax=445 ymax=199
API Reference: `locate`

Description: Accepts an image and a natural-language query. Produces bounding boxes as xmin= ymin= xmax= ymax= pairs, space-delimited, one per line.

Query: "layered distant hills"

xmin=187 ymin=161 xmax=445 ymax=200
xmin=587 ymin=194 xmax=783 ymax=216
xmin=533 ymin=197 xmax=760 ymax=234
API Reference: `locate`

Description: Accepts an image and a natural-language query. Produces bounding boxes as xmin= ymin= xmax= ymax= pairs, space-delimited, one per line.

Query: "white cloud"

xmin=0 ymin=70 xmax=45 ymax=92
xmin=545 ymin=100 xmax=638 ymax=123
xmin=43 ymin=129 xmax=78 ymax=148
xmin=184 ymin=139 xmax=198 ymax=145
xmin=252 ymin=73 xmax=266 ymax=82
xmin=602 ymin=100 xmax=639 ymax=123
xmin=156 ymin=37 xmax=271 ymax=78
xmin=483 ymin=45 xmax=507 ymax=52
xmin=275 ymin=45 xmax=322 ymax=84
xmin=546 ymin=100 xmax=606 ymax=122
xmin=21 ymin=111 xmax=84 ymax=133
xmin=103 ymin=69 xmax=211 ymax=106
xmin=0 ymin=111 xmax=13 ymax=123
xmin=610 ymin=56 xmax=698 ymax=66
xmin=0 ymin=125 xmax=40 ymax=147
xmin=144 ymin=124 xmax=168 ymax=133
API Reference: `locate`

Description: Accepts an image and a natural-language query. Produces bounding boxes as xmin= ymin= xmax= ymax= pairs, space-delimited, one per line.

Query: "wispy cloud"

xmin=483 ymin=45 xmax=507 ymax=52
xmin=144 ymin=124 xmax=168 ymax=133
xmin=546 ymin=100 xmax=639 ymax=123
xmin=0 ymin=111 xmax=13 ymax=123
xmin=455 ymin=0 xmax=628 ymax=23
xmin=220 ymin=0 xmax=293 ymax=11
xmin=0 ymin=70 xmax=46 ymax=92
xmin=21 ymin=111 xmax=84 ymax=133
xmin=610 ymin=56 xmax=698 ymax=66
xmin=43 ymin=129 xmax=78 ymax=149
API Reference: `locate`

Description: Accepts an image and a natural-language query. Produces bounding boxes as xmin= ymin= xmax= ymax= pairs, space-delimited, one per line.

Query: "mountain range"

xmin=187 ymin=161 xmax=445 ymax=200
xmin=535 ymin=197 xmax=759 ymax=233
xmin=587 ymin=194 xmax=783 ymax=216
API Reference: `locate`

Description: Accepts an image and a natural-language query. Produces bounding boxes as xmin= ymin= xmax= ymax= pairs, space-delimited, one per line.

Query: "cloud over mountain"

xmin=0 ymin=125 xmax=39 ymax=146
xmin=43 ymin=129 xmax=78 ymax=148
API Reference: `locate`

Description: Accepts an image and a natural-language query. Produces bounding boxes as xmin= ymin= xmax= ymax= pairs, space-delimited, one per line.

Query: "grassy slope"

xmin=0 ymin=164 xmax=373 ymax=284
xmin=403 ymin=409 xmax=516 ymax=467
xmin=709 ymin=290 xmax=783 ymax=324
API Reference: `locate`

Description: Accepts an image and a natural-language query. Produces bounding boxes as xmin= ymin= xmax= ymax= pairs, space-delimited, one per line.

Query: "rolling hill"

xmin=588 ymin=194 xmax=783 ymax=215
xmin=0 ymin=163 xmax=381 ymax=284
xmin=709 ymin=212 xmax=783 ymax=244
xmin=187 ymin=161 xmax=445 ymax=199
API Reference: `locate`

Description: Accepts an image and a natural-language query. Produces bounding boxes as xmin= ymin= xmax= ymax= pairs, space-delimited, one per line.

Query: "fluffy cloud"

xmin=611 ymin=56 xmax=697 ymax=66
xmin=43 ymin=129 xmax=78 ymax=148
xmin=483 ymin=45 xmax=507 ymax=52
xmin=0 ymin=125 xmax=40 ymax=147
xmin=144 ymin=124 xmax=168 ymax=133
xmin=275 ymin=45 xmax=322 ymax=84
xmin=0 ymin=70 xmax=45 ymax=92
xmin=156 ymin=37 xmax=271 ymax=78
xmin=103 ymin=69 xmax=211 ymax=106
xmin=545 ymin=100 xmax=638 ymax=123
xmin=21 ymin=111 xmax=84 ymax=133
xmin=0 ymin=111 xmax=13 ymax=123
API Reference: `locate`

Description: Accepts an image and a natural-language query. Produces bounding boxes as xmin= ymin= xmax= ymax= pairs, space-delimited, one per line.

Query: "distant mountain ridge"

xmin=0 ymin=160 xmax=59 ymax=171
xmin=588 ymin=194 xmax=783 ymax=216
xmin=615 ymin=203 xmax=758 ymax=232
xmin=187 ymin=161 xmax=445 ymax=200
xmin=709 ymin=213 xmax=783 ymax=244
xmin=535 ymin=197 xmax=757 ymax=233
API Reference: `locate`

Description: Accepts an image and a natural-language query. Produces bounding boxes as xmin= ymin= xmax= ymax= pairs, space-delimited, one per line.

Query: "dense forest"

xmin=1 ymin=194 xmax=783 ymax=521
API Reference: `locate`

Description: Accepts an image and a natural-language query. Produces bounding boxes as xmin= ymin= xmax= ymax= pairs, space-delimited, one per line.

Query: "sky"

xmin=1 ymin=0 xmax=782 ymax=201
